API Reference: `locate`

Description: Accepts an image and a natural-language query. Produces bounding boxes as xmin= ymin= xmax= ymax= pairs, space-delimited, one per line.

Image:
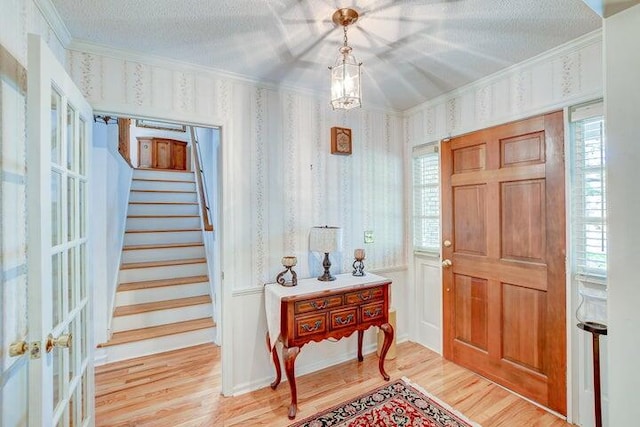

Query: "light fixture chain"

xmin=343 ymin=25 xmax=348 ymax=47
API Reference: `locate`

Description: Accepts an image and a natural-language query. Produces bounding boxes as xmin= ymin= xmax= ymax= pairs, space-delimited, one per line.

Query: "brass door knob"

xmin=9 ymin=340 xmax=28 ymax=357
xmin=443 ymin=240 xmax=452 ymax=248
xmin=46 ymin=333 xmax=72 ymax=353
xmin=442 ymin=259 xmax=452 ymax=268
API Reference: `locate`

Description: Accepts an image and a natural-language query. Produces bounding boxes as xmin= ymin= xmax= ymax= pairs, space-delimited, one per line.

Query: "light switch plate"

xmin=364 ymin=230 xmax=374 ymax=244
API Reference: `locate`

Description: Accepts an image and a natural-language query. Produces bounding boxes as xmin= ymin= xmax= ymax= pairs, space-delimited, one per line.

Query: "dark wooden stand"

xmin=577 ymin=321 xmax=608 ymax=427
xmin=267 ymin=280 xmax=394 ymax=419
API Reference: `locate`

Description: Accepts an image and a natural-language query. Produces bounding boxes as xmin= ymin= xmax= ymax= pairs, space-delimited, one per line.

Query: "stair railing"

xmin=190 ymin=127 xmax=214 ymax=231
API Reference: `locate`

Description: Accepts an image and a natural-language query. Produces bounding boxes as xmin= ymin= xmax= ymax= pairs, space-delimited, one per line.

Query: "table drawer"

xmin=345 ymin=287 xmax=384 ymax=305
xmin=329 ymin=308 xmax=357 ymax=330
xmin=295 ymin=313 xmax=327 ymax=338
xmin=360 ymin=302 xmax=385 ymax=323
xmin=295 ymin=295 xmax=343 ymax=314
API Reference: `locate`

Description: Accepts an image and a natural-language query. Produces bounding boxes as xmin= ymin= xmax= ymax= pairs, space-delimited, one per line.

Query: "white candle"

xmin=282 ymin=256 xmax=297 ymax=267
xmin=354 ymin=249 xmax=365 ymax=261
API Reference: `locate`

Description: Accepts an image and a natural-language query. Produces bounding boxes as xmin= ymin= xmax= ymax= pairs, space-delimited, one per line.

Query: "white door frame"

xmin=92 ymin=110 xmax=232 ymax=396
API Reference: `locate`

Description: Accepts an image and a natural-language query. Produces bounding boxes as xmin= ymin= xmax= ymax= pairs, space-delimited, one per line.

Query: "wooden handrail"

xmin=190 ymin=128 xmax=214 ymax=232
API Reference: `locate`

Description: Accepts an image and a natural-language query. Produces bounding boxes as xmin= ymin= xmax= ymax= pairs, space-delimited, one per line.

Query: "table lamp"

xmin=309 ymin=226 xmax=343 ymax=281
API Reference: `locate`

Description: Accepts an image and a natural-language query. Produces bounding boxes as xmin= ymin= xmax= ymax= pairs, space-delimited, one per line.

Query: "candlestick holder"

xmin=352 ymin=249 xmax=365 ymax=276
xmin=276 ymin=256 xmax=298 ymax=287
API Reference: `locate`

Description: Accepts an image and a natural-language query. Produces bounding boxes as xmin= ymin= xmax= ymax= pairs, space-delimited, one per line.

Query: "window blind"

xmin=570 ymin=101 xmax=607 ymax=283
xmin=412 ymin=143 xmax=440 ymax=253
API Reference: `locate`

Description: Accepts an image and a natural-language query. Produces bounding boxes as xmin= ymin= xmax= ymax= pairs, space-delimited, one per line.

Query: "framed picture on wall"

xmin=331 ymin=127 xmax=352 ymax=155
xmin=136 ymin=119 xmax=186 ymax=132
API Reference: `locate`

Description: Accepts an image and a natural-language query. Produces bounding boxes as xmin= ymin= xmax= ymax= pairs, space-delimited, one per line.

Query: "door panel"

xmin=442 ymin=111 xmax=566 ymax=414
xmin=453 ymin=185 xmax=487 ymax=255
xmin=172 ymin=142 xmax=187 ymax=170
xmin=454 ymin=274 xmax=488 ymax=351
xmin=138 ymin=139 xmax=153 ymax=168
xmin=155 ymin=140 xmax=171 ymax=169
xmin=501 ymin=180 xmax=546 ymax=262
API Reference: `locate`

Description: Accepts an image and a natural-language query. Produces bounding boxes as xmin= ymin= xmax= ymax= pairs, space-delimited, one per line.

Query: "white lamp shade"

xmin=309 ymin=226 xmax=343 ymax=253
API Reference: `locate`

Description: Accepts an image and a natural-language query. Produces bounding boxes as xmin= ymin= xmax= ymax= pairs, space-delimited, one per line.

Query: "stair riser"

xmin=133 ymin=170 xmax=194 ymax=182
xmin=124 ymin=230 xmax=203 ymax=246
xmin=99 ymin=327 xmax=215 ymax=365
xmin=116 ymin=282 xmax=210 ymax=306
xmin=119 ymin=263 xmax=208 ymax=283
xmin=112 ymin=303 xmax=213 ymax=331
xmin=129 ymin=191 xmax=197 ymax=203
xmin=128 ymin=203 xmax=199 ymax=216
xmin=126 ymin=216 xmax=201 ymax=231
xmin=122 ymin=246 xmax=205 ymax=263
xmin=131 ymin=180 xmax=196 ymax=192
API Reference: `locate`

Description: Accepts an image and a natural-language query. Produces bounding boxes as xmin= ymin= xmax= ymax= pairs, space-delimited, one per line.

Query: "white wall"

xmin=604 ymin=4 xmax=640 ymax=425
xmin=194 ymin=126 xmax=221 ymax=343
xmin=66 ymin=46 xmax=408 ymax=395
xmin=0 ymin=0 xmax=70 ymax=426
xmin=404 ymin=30 xmax=605 ymax=425
xmin=1 ymin=0 xmax=69 ymax=423
xmin=90 ymin=121 xmax=133 ymax=349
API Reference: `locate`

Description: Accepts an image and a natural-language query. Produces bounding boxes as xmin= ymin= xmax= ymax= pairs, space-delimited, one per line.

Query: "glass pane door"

xmin=27 ymin=34 xmax=94 ymax=427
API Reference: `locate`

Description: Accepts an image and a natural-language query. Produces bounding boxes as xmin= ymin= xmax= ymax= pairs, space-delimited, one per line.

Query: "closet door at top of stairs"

xmin=441 ymin=111 xmax=567 ymax=414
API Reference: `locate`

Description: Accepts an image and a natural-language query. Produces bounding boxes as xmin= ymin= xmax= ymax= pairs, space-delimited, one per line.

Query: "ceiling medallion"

xmin=329 ymin=8 xmax=362 ymax=111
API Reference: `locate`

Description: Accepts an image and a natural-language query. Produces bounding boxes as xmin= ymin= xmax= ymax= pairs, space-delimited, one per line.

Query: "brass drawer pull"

xmin=358 ymin=291 xmax=373 ymax=301
xmin=335 ymin=314 xmax=354 ymax=325
xmin=364 ymin=308 xmax=382 ymax=319
xmin=301 ymin=320 xmax=322 ymax=332
xmin=310 ymin=300 xmax=329 ymax=310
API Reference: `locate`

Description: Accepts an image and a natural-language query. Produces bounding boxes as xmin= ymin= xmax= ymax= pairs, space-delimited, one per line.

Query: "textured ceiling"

xmin=51 ymin=0 xmax=601 ymax=111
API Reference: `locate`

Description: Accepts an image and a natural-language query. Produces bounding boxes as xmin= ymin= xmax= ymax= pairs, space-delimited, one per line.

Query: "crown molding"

xmin=403 ymin=28 xmax=603 ymax=116
xmin=33 ymin=0 xmax=72 ymax=47
xmin=67 ymin=39 xmax=401 ymax=115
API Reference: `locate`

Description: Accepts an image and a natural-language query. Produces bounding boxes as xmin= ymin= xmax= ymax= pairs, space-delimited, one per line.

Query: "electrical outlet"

xmin=364 ymin=230 xmax=374 ymax=244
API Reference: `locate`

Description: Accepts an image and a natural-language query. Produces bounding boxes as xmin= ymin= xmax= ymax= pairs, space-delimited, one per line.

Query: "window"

xmin=412 ymin=143 xmax=440 ymax=253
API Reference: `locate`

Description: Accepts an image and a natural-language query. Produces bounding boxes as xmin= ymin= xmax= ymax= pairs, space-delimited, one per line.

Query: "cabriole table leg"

xmin=266 ymin=332 xmax=281 ymax=389
xmin=378 ymin=323 xmax=394 ymax=381
xmin=283 ymin=346 xmax=300 ymax=419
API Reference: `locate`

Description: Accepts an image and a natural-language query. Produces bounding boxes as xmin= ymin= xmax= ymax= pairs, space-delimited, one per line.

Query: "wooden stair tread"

xmin=98 ymin=318 xmax=215 ymax=347
xmin=127 ymin=215 xmax=199 ymax=218
xmin=125 ymin=228 xmax=200 ymax=234
xmin=130 ymin=189 xmax=196 ymax=194
xmin=118 ymin=275 xmax=209 ymax=292
xmin=128 ymin=202 xmax=198 ymax=205
xmin=114 ymin=295 xmax=212 ymax=317
xmin=121 ymin=258 xmax=206 ymax=270
xmin=132 ymin=178 xmax=194 ymax=183
xmin=134 ymin=168 xmax=194 ymax=173
xmin=123 ymin=242 xmax=204 ymax=251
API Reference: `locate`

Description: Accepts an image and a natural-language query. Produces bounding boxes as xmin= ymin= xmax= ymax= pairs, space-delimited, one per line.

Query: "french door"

xmin=441 ymin=112 xmax=567 ymax=414
xmin=26 ymin=34 xmax=94 ymax=426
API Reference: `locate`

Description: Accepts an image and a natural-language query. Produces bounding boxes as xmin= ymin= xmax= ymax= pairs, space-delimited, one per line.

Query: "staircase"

xmin=98 ymin=168 xmax=215 ymax=363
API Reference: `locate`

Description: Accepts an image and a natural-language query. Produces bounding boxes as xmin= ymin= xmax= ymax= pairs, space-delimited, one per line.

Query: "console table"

xmin=265 ymin=273 xmax=394 ymax=419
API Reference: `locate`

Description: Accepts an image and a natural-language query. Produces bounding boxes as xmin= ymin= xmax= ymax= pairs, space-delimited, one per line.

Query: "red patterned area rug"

xmin=289 ymin=377 xmax=480 ymax=427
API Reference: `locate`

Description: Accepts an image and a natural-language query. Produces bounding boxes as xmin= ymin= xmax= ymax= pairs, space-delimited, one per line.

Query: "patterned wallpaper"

xmin=66 ymin=49 xmax=407 ymax=290
xmin=404 ymin=31 xmax=603 ymax=146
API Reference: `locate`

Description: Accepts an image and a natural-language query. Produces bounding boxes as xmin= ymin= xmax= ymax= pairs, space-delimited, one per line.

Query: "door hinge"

xmin=30 ymin=341 xmax=41 ymax=359
xmin=221 ymin=271 xmax=224 ymax=281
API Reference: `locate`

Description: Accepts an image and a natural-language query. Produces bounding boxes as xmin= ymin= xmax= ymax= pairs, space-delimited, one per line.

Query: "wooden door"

xmin=155 ymin=139 xmax=172 ymax=169
xmin=138 ymin=137 xmax=153 ymax=168
xmin=441 ymin=111 xmax=566 ymax=414
xmin=172 ymin=142 xmax=187 ymax=170
xmin=26 ymin=34 xmax=94 ymax=426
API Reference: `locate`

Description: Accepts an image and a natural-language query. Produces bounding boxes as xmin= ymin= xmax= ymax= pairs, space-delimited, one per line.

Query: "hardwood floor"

xmin=95 ymin=342 xmax=574 ymax=426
